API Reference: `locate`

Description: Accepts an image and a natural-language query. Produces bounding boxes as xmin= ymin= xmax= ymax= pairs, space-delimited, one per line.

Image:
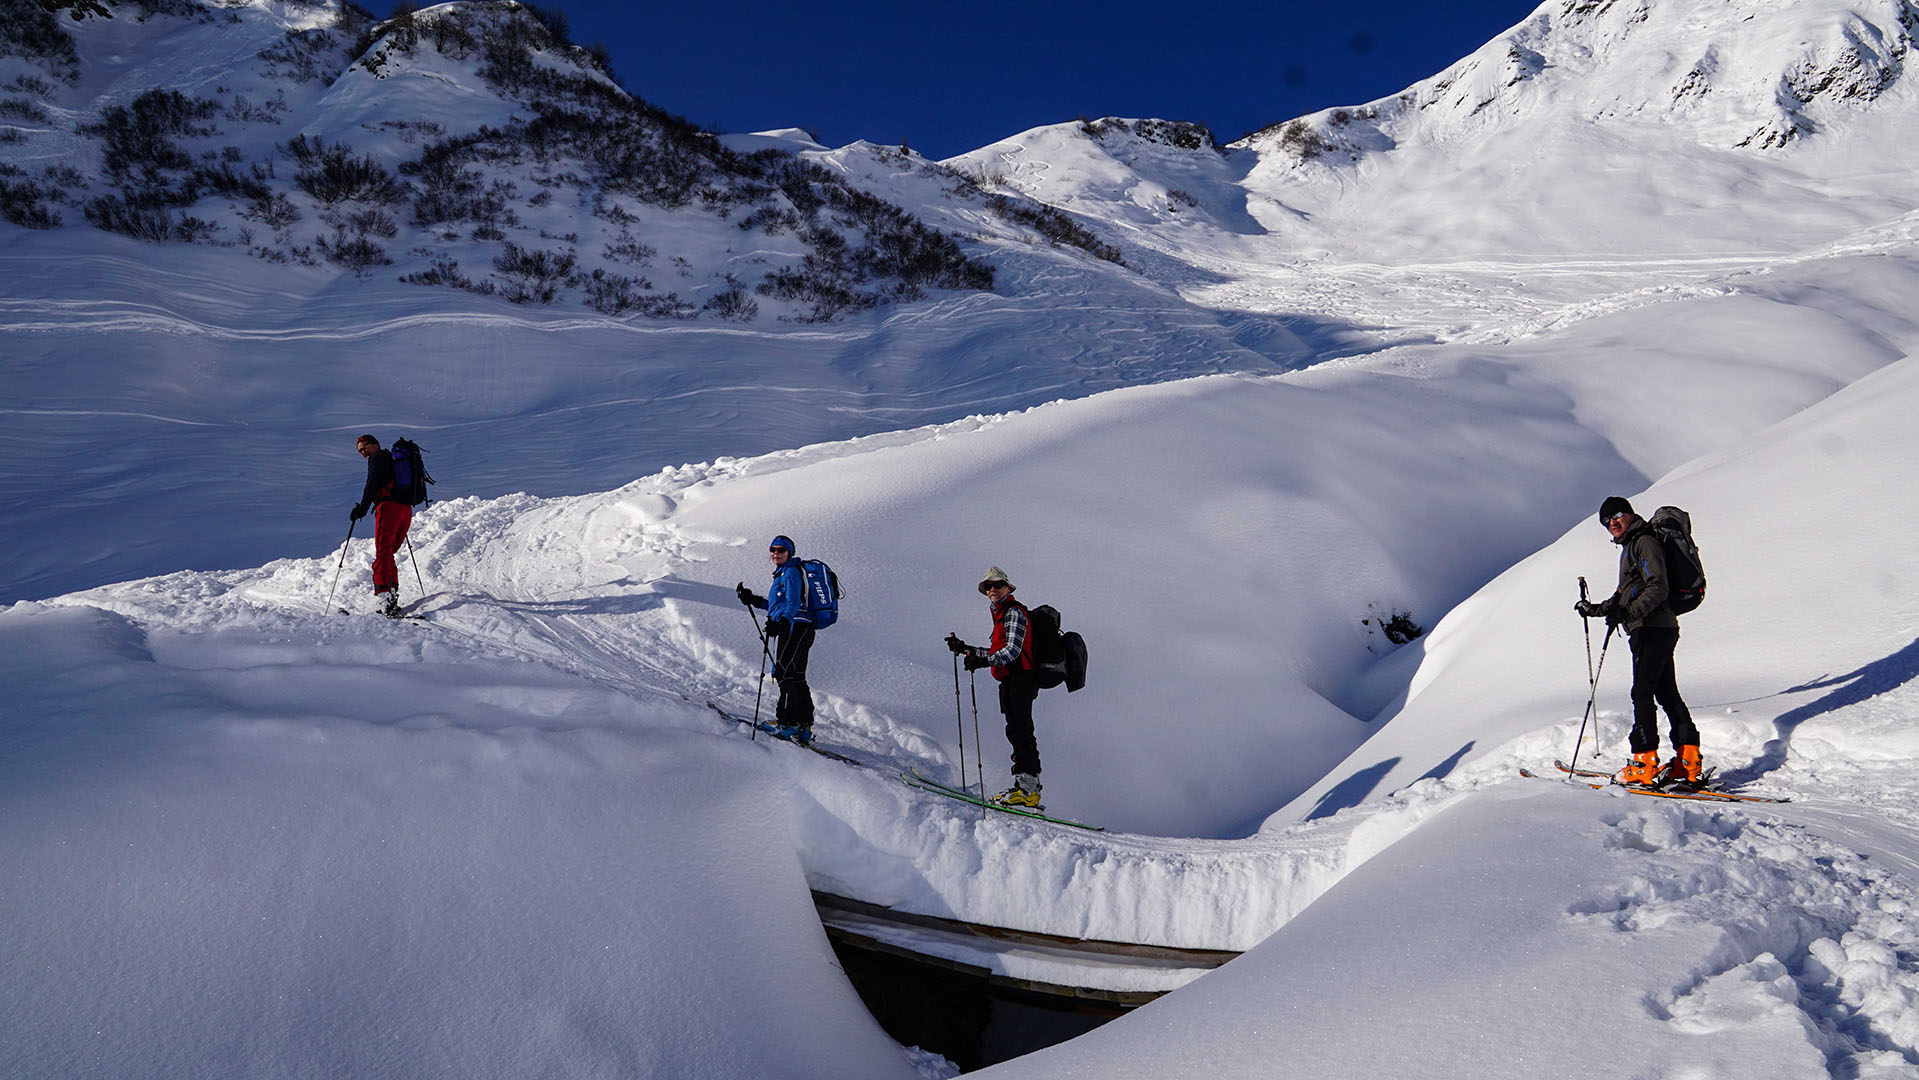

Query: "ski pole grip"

xmin=1578 ymin=576 xmax=1588 ymax=601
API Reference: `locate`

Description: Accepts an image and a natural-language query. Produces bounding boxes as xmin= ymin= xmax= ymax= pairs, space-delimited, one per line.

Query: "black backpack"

xmin=1027 ymin=603 xmax=1087 ymax=692
xmin=388 ymin=438 xmax=435 ymax=507
xmin=1646 ymin=506 xmax=1705 ymax=614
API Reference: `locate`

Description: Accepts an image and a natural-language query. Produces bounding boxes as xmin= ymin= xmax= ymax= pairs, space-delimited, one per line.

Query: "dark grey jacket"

xmin=1608 ymin=521 xmax=1679 ymax=632
xmin=354 ymin=449 xmax=395 ymax=518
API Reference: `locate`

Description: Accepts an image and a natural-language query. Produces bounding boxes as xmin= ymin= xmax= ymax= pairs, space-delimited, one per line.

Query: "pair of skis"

xmin=899 ymin=769 xmax=1104 ymax=831
xmin=1521 ymin=760 xmax=1789 ymax=804
xmin=335 ymin=590 xmax=442 ymax=621
xmin=338 ymin=607 xmax=427 ymax=621
xmin=705 ymin=702 xmax=1103 ymax=830
xmin=705 ymin=702 xmax=863 ymax=766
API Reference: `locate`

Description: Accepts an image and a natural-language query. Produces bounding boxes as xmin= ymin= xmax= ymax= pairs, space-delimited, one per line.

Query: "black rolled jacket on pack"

xmin=1608 ymin=521 xmax=1680 ymax=633
xmin=355 ymin=449 xmax=395 ymax=517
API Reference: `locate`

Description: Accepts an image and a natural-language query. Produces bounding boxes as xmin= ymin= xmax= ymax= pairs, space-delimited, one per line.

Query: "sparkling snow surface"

xmin=6 ymin=0 xmax=1919 ymax=1078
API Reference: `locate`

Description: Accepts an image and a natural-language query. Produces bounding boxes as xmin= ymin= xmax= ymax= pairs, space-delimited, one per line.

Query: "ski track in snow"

xmin=1576 ymin=796 xmax=1919 ymax=1072
xmin=36 ymin=481 xmax=1379 ymax=957
xmin=1176 ymin=251 xmax=1789 ymax=348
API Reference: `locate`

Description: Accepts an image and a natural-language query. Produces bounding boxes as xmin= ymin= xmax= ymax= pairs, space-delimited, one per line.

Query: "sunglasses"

xmin=1603 ymin=513 xmax=1628 ymax=526
xmin=769 ymin=547 xmax=790 ymax=555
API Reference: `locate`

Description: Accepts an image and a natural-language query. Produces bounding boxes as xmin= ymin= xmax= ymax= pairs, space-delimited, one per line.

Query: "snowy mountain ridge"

xmin=2 ymin=0 xmax=1089 ymax=321
xmin=964 ymin=0 xmax=1919 ymax=271
xmin=1256 ymin=0 xmax=1919 ymax=153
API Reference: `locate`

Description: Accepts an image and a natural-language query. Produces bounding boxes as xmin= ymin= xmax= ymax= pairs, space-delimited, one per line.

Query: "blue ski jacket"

xmin=765 ymin=561 xmax=811 ymax=626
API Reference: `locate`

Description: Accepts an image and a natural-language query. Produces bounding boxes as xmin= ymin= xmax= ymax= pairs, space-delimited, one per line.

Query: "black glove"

xmin=350 ymin=503 xmax=367 ymax=522
xmin=944 ymin=634 xmax=969 ymax=655
xmin=736 ymin=582 xmax=761 ymax=607
xmin=1604 ymin=605 xmax=1625 ymax=629
xmin=1574 ymin=599 xmax=1604 ymax=618
xmin=764 ymin=618 xmax=789 ymax=638
xmin=962 ymin=651 xmax=988 ymax=671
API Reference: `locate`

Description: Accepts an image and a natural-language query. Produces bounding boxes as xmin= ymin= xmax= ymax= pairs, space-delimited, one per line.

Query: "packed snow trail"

xmin=20 ymin=498 xmax=1405 ymax=957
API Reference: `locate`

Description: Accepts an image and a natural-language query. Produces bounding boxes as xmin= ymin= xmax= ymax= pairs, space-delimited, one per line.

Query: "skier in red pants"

xmin=351 ymin=434 xmax=412 ymax=618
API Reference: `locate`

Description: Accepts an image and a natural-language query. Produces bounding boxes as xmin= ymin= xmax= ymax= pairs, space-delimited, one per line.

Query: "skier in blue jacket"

xmin=735 ymin=535 xmax=817 ymax=744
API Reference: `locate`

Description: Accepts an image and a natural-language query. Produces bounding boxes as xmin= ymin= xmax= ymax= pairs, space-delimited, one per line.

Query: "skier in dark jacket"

xmin=1575 ymin=496 xmax=1700 ymax=786
xmin=350 ymin=434 xmax=411 ymax=618
xmin=735 ymin=535 xmax=817 ymax=744
xmin=945 ymin=565 xmax=1043 ymax=808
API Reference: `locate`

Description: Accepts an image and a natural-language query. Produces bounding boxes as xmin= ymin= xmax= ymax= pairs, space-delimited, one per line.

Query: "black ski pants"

xmin=772 ymin=623 xmax=816 ymax=730
xmin=998 ymin=674 xmax=1041 ymax=777
xmin=1627 ymin=625 xmax=1698 ymax=754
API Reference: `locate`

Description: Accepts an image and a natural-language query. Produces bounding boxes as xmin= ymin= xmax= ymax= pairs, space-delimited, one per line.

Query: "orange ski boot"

xmin=1614 ymin=750 xmax=1661 ymax=786
xmin=1661 ymin=745 xmax=1703 ymax=787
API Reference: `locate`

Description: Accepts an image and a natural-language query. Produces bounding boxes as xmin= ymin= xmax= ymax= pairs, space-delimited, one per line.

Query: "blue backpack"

xmin=797 ymin=559 xmax=841 ymax=629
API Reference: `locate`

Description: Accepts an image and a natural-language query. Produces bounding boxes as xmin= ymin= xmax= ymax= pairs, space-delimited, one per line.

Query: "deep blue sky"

xmin=513 ymin=1 xmax=1539 ymax=159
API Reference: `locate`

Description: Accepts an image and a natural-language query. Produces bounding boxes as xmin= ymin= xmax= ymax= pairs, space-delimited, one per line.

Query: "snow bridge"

xmin=811 ymin=890 xmax=1239 ymax=1069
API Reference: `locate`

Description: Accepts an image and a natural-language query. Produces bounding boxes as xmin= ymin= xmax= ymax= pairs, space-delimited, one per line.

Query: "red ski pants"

xmin=371 ymin=501 xmax=413 ymax=593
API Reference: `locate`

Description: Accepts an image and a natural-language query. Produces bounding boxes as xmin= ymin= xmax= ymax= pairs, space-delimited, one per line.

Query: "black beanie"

xmin=1598 ymin=496 xmax=1634 ymax=523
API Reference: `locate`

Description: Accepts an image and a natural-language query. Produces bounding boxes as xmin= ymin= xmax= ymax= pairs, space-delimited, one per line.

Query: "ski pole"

xmin=1573 ymin=576 xmax=1595 ymax=770
xmin=404 ymin=532 xmax=426 ymax=597
xmin=1568 ymin=624 xmax=1614 ymax=777
xmin=1578 ymin=577 xmax=1595 ymax=688
xmin=968 ymin=668 xmax=984 ymax=798
xmin=323 ymin=519 xmax=356 ymax=613
xmin=745 ymin=601 xmax=770 ymax=739
xmin=952 ymin=651 xmax=968 ymax=796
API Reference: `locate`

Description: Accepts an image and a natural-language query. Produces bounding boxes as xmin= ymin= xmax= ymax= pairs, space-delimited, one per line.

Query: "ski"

xmin=1542 ymin=759 xmax=1780 ymax=801
xmin=705 ymin=702 xmax=864 ymax=767
xmin=901 ymin=769 xmax=1104 ymax=832
xmin=1554 ymin=758 xmax=1723 ymax=787
xmin=1553 ymin=759 xmax=1613 ymax=780
xmin=337 ymin=607 xmax=425 ymax=621
xmin=1519 ymin=768 xmax=1790 ymax=804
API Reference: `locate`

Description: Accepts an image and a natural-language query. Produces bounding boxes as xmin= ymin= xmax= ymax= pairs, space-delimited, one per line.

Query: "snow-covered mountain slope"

xmin=1 ymin=0 xmax=1002 ymax=319
xmin=0 ymin=225 xmax=1292 ymax=604
xmin=1275 ymin=316 xmax=1919 ymax=831
xmin=10 ymin=0 xmax=1919 ymax=1076
xmin=954 ymin=0 xmax=1919 ymax=313
xmin=986 ymin=321 xmax=1919 ymax=1080
xmin=0 ymin=0 xmax=1312 ymax=604
xmin=1351 ymin=0 xmax=1918 ymax=153
xmin=22 ymin=230 xmax=1908 ymax=841
xmin=9 ymin=227 xmax=1919 ymax=1075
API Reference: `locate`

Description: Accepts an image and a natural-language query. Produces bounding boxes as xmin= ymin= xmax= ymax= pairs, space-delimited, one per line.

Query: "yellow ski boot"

xmin=993 ymin=774 xmax=1043 ymax=809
